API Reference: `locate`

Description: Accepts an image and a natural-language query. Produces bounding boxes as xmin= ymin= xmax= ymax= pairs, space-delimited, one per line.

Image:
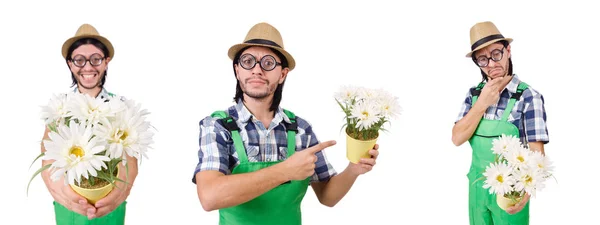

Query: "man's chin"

xmin=77 ymin=82 xmax=101 ymax=90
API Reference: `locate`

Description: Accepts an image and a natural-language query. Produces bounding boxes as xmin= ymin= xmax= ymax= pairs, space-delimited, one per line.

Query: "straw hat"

xmin=465 ymin=21 xmax=512 ymax=57
xmin=228 ymin=22 xmax=296 ymax=70
xmin=62 ymin=24 xmax=114 ymax=59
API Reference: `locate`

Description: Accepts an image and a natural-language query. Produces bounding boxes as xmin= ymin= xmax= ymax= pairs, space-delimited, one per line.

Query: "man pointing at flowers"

xmin=451 ymin=21 xmax=549 ymax=225
xmin=192 ymin=22 xmax=379 ymax=225
xmin=39 ymin=24 xmax=138 ymax=224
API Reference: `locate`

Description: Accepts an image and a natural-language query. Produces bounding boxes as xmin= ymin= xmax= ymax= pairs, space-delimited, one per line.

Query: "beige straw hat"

xmin=61 ymin=24 xmax=114 ymax=59
xmin=466 ymin=21 xmax=512 ymax=57
xmin=228 ymin=22 xmax=295 ymax=71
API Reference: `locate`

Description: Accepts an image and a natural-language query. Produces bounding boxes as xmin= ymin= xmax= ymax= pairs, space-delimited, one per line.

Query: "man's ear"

xmin=279 ymin=68 xmax=289 ymax=84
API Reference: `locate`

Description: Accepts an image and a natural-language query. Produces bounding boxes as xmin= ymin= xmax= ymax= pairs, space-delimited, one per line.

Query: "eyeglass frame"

xmin=473 ymin=47 xmax=506 ymax=67
xmin=238 ymin=53 xmax=282 ymax=71
xmin=70 ymin=53 xmax=106 ymax=68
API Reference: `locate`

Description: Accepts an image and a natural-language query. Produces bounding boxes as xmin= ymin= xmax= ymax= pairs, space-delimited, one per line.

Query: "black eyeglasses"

xmin=239 ymin=54 xmax=281 ymax=71
xmin=474 ymin=47 xmax=505 ymax=67
xmin=70 ymin=53 xmax=106 ymax=67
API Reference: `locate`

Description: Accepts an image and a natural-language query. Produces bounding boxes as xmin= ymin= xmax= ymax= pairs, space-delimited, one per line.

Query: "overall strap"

xmin=211 ymin=111 xmax=248 ymax=163
xmin=470 ymin=82 xmax=486 ymax=105
xmin=501 ymin=82 xmax=529 ymax=121
xmin=282 ymin=109 xmax=298 ymax=158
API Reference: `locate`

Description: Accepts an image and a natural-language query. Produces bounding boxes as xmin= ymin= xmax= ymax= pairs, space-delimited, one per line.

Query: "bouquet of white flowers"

xmin=334 ymin=86 xmax=401 ymax=163
xmin=28 ymin=92 xmax=154 ymax=203
xmin=481 ymin=134 xmax=554 ymax=210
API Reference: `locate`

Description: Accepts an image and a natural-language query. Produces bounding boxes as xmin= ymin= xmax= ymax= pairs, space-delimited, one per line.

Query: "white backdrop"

xmin=1 ymin=0 xmax=597 ymax=224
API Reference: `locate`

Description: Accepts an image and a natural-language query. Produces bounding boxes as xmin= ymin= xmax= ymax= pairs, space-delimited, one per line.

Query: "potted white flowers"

xmin=334 ymin=86 xmax=401 ymax=163
xmin=28 ymin=92 xmax=154 ymax=204
xmin=481 ymin=134 xmax=554 ymax=210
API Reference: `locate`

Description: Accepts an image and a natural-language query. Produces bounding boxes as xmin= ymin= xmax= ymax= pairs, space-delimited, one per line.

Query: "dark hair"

xmin=232 ymin=46 xmax=289 ymax=112
xmin=471 ymin=40 xmax=512 ymax=82
xmin=65 ymin=38 xmax=110 ymax=88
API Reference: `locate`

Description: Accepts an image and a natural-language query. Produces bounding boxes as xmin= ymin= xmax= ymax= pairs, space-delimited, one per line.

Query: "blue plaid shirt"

xmin=192 ymin=100 xmax=337 ymax=184
xmin=455 ymin=75 xmax=549 ymax=144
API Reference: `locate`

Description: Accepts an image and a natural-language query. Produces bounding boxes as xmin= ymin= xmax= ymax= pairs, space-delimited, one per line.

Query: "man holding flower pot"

xmin=192 ymin=22 xmax=379 ymax=225
xmin=452 ymin=21 xmax=549 ymax=225
xmin=39 ymin=24 xmax=137 ymax=225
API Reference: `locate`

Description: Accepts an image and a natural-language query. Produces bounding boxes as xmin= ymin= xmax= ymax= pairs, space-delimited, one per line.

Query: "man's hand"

xmin=505 ymin=193 xmax=530 ymax=214
xmin=477 ymin=76 xmax=511 ymax=108
xmin=281 ymin=140 xmax=336 ymax=181
xmin=46 ymin=177 xmax=96 ymax=217
xmin=90 ymin=161 xmax=136 ymax=219
xmin=90 ymin=182 xmax=130 ymax=219
xmin=348 ymin=144 xmax=379 ymax=175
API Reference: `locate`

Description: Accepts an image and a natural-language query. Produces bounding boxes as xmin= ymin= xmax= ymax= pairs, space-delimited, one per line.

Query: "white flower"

xmin=357 ymin=87 xmax=380 ymax=102
xmin=491 ymin=134 xmax=521 ymax=159
xmin=513 ymin=167 xmax=545 ymax=197
xmin=528 ymin=151 xmax=554 ymax=178
xmin=482 ymin=162 xmax=515 ymax=196
xmin=67 ymin=92 xmax=123 ymax=126
xmin=334 ymin=85 xmax=360 ymax=103
xmin=376 ymin=90 xmax=402 ymax=119
xmin=505 ymin=145 xmax=531 ymax=171
xmin=43 ymin=123 xmax=110 ymax=185
xmin=94 ymin=99 xmax=154 ymax=163
xmin=349 ymin=101 xmax=381 ymax=130
xmin=41 ymin=93 xmax=71 ymax=125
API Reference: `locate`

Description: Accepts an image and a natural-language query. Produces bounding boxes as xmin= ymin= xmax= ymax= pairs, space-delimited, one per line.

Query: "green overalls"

xmin=211 ymin=109 xmax=310 ymax=225
xmin=467 ymin=82 xmax=529 ymax=225
xmin=53 ymin=91 xmax=126 ymax=225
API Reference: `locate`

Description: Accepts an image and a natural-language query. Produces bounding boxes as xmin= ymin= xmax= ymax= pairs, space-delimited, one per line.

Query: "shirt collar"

xmin=72 ymin=86 xmax=110 ymax=100
xmin=503 ymin=74 xmax=521 ymax=94
xmin=234 ymin=100 xmax=289 ymax=126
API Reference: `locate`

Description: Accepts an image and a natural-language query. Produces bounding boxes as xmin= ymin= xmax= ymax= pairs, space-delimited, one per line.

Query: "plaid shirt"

xmin=455 ymin=75 xmax=549 ymax=144
xmin=192 ymin=100 xmax=337 ymax=184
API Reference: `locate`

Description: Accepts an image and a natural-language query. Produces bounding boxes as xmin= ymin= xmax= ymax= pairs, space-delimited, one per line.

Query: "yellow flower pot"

xmin=346 ymin=133 xmax=377 ymax=164
xmin=496 ymin=194 xmax=521 ymax=211
xmin=70 ymin=169 xmax=119 ymax=204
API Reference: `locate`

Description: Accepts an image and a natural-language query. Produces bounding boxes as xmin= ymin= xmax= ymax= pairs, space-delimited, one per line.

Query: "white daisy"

xmin=482 ymin=162 xmax=516 ymax=196
xmin=506 ymin=145 xmax=531 ymax=171
xmin=67 ymin=92 xmax=123 ymax=126
xmin=94 ymin=99 xmax=154 ymax=163
xmin=334 ymin=85 xmax=360 ymax=103
xmin=491 ymin=134 xmax=521 ymax=158
xmin=41 ymin=93 xmax=72 ymax=126
xmin=357 ymin=87 xmax=380 ymax=102
xmin=349 ymin=101 xmax=381 ymax=130
xmin=528 ymin=151 xmax=554 ymax=178
xmin=43 ymin=123 xmax=110 ymax=185
xmin=513 ymin=167 xmax=545 ymax=197
xmin=376 ymin=91 xmax=402 ymax=119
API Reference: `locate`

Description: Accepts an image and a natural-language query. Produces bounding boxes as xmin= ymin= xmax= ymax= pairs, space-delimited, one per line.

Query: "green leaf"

xmin=29 ymin=152 xmax=46 ymax=170
xmin=27 ymin=164 xmax=52 ymax=196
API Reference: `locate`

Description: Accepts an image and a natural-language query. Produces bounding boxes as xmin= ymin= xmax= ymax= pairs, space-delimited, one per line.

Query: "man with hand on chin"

xmin=192 ymin=22 xmax=379 ymax=225
xmin=452 ymin=21 xmax=549 ymax=225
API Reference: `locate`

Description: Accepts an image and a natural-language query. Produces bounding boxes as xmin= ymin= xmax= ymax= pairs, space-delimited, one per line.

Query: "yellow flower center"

xmin=517 ymin=155 xmax=525 ymax=162
xmin=69 ymin=146 xmax=84 ymax=157
xmin=525 ymin=175 xmax=533 ymax=184
xmin=496 ymin=175 xmax=504 ymax=183
xmin=362 ymin=111 xmax=369 ymax=117
xmin=120 ymin=130 xmax=129 ymax=141
xmin=114 ymin=128 xmax=129 ymax=142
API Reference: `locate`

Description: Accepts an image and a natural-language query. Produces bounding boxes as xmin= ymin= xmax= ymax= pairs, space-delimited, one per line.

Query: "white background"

xmin=1 ymin=0 xmax=597 ymax=224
